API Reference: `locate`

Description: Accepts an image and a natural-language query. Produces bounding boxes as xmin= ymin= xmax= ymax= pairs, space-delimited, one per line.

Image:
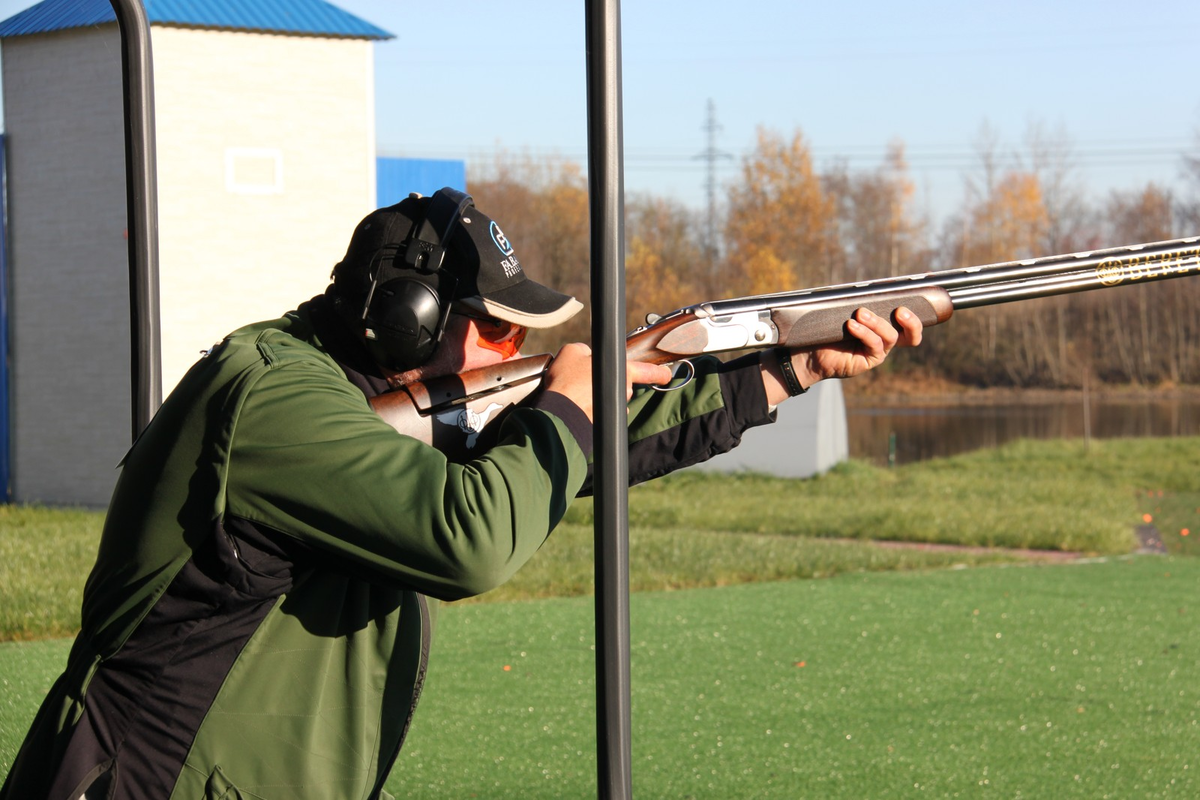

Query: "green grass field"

xmin=3 ymin=558 xmax=1195 ymax=797
xmin=2 ymin=437 xmax=1198 ymax=793
xmin=0 ymin=505 xmax=103 ymax=640
xmin=1137 ymin=488 xmax=1200 ymax=558
xmin=384 ymin=557 xmax=1198 ymax=798
xmin=6 ymin=437 xmax=1195 ymax=638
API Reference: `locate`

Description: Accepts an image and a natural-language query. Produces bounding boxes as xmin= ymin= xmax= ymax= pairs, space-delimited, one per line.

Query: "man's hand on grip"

xmin=543 ymin=343 xmax=674 ymax=423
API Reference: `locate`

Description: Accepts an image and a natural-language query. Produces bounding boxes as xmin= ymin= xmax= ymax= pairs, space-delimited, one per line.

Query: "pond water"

xmin=847 ymin=394 xmax=1200 ymax=465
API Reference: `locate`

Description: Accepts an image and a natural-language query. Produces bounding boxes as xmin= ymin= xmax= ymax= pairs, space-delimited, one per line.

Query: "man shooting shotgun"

xmin=2 ymin=188 xmax=921 ymax=800
xmin=373 ymin=235 xmax=1200 ymax=459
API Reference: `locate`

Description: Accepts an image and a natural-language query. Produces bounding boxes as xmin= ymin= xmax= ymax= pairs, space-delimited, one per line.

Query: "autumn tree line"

xmin=467 ymin=124 xmax=1200 ymax=389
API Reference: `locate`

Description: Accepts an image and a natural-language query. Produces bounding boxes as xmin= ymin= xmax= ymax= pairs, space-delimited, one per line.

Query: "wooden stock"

xmin=771 ymin=287 xmax=953 ymax=348
xmin=624 ymin=314 xmax=704 ymax=363
xmin=370 ymin=354 xmax=552 ymax=461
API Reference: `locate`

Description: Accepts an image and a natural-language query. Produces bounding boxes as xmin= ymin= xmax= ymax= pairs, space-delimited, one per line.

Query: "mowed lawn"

xmin=3 ymin=557 xmax=1195 ymax=797
xmin=2 ymin=438 xmax=1198 ymax=793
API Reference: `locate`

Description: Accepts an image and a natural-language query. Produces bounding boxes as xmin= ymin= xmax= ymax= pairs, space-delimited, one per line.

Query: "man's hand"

xmin=543 ymin=343 xmax=674 ymax=423
xmin=800 ymin=306 xmax=923 ymax=382
xmin=762 ymin=306 xmax=924 ymax=405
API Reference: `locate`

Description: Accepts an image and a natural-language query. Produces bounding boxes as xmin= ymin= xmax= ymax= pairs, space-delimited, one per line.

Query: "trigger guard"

xmin=650 ymin=359 xmax=695 ymax=393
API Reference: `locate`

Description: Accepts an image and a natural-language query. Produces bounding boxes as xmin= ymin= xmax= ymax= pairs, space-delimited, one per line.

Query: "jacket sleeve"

xmin=578 ymin=353 xmax=777 ymax=495
xmin=224 ymin=354 xmax=589 ymax=601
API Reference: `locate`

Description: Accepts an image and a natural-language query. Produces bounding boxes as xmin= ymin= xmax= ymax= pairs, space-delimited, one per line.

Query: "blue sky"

xmin=2 ymin=0 xmax=1198 ymax=229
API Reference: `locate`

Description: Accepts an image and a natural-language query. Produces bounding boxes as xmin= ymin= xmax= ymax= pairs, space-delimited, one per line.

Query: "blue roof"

xmin=0 ymin=0 xmax=393 ymax=40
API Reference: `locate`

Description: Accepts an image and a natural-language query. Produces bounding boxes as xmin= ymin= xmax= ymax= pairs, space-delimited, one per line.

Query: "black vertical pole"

xmin=584 ymin=1 xmax=632 ymax=797
xmin=111 ymin=0 xmax=162 ymax=437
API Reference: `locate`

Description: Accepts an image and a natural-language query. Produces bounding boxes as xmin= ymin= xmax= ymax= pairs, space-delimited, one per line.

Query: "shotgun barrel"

xmin=706 ymin=235 xmax=1200 ymax=313
xmin=624 ymin=236 xmax=1200 ymax=359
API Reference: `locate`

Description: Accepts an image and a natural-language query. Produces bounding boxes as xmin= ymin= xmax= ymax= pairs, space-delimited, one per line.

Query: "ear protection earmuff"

xmin=359 ymin=188 xmax=474 ymax=369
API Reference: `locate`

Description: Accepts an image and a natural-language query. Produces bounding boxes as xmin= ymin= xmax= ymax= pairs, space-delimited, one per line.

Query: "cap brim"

xmin=458 ymin=281 xmax=584 ymax=328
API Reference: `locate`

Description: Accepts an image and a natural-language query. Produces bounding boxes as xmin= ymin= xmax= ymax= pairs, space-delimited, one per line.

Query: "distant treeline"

xmin=467 ymin=123 xmax=1200 ymax=388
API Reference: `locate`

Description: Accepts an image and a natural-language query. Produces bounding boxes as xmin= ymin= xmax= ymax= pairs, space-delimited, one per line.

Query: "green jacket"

xmin=1 ymin=296 xmax=775 ymax=800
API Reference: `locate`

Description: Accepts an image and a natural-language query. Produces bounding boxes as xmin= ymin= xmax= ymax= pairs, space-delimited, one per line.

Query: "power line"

xmin=391 ymin=137 xmax=1197 ymax=169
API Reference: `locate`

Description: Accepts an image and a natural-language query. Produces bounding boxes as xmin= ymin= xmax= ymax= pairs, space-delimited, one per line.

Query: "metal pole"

xmin=110 ymin=0 xmax=162 ymax=437
xmin=584 ymin=0 xmax=631 ymax=797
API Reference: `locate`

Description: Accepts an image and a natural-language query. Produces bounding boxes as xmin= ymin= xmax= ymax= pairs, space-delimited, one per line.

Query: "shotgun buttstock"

xmin=369 ymin=354 xmax=552 ymax=461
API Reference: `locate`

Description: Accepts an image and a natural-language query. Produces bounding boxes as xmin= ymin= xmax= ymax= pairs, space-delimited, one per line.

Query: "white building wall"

xmin=3 ymin=28 xmax=130 ymax=506
xmin=2 ymin=24 xmax=378 ymax=506
xmin=151 ymin=28 xmax=376 ymax=390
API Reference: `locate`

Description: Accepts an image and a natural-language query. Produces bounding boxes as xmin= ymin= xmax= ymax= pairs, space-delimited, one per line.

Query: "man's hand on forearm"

xmin=760 ymin=306 xmax=924 ymax=406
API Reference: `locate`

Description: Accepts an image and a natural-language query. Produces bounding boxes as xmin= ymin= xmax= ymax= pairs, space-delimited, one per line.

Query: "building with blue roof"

xmin=0 ymin=0 xmax=392 ymax=40
xmin=0 ymin=0 xmax=414 ymax=505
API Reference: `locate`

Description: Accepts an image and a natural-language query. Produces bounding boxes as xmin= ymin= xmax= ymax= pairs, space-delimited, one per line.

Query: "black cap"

xmin=333 ymin=192 xmax=583 ymax=328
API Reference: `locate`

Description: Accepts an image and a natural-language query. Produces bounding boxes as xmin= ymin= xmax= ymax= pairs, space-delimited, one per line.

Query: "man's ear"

xmin=409 ymin=314 xmax=473 ymax=379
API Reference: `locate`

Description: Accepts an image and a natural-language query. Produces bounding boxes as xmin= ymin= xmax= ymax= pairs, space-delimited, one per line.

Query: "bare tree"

xmin=1024 ymin=119 xmax=1096 ymax=252
xmin=826 ymin=140 xmax=930 ymax=282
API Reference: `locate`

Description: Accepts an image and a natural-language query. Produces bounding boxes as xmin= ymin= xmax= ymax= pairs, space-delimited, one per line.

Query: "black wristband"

xmin=775 ymin=348 xmax=807 ymax=396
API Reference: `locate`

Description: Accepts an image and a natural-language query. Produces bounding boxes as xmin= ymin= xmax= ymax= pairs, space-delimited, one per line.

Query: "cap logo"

xmin=490 ymin=222 xmax=514 ymax=256
xmin=491 ymin=221 xmax=522 ymax=278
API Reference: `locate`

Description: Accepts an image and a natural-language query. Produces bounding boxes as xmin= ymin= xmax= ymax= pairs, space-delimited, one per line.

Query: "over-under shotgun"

xmin=371 ymin=236 xmax=1200 ymax=459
